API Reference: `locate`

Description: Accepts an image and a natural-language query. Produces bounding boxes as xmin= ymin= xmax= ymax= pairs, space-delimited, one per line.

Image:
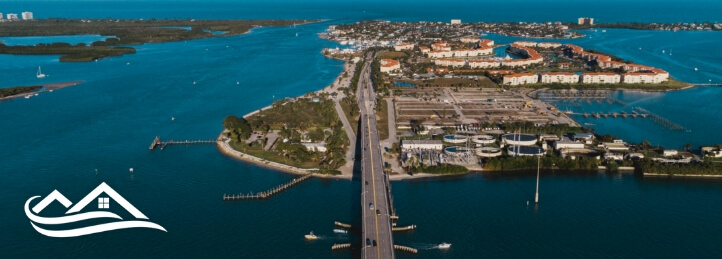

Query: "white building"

xmin=514 ymin=41 xmax=538 ymax=47
xmin=21 ymin=12 xmax=33 ymax=20
xmin=431 ymin=42 xmax=451 ymax=51
xmin=553 ymin=138 xmax=586 ymax=150
xmin=475 ymin=47 xmax=493 ymax=56
xmin=419 ymin=46 xmax=430 ymax=54
xmin=460 ymin=37 xmax=479 ymax=43
xmin=427 ymin=50 xmax=453 ymax=58
xmin=0 ymin=13 xmax=3 ymax=20
xmin=434 ymin=58 xmax=466 ymax=67
xmin=7 ymin=13 xmax=19 ymax=20
xmin=468 ymin=60 xmax=500 ymax=68
xmin=540 ymin=72 xmax=579 ymax=84
xmin=394 ymin=43 xmax=414 ymax=51
xmin=502 ymin=73 xmax=538 ymax=85
xmin=537 ymin=42 xmax=562 ymax=48
xmin=401 ymin=140 xmax=443 ymax=151
xmin=451 ymin=19 xmax=461 ymax=25
xmin=379 ymin=59 xmax=400 ymax=73
xmin=581 ymin=73 xmax=621 ymax=84
xmin=302 ymin=142 xmax=327 ymax=152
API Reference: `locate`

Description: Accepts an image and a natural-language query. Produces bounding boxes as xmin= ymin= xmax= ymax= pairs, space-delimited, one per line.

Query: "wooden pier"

xmin=634 ymin=107 xmax=685 ymax=130
xmin=149 ymin=137 xmax=217 ymax=150
xmin=392 ymin=225 xmax=416 ymax=231
xmin=223 ymin=173 xmax=314 ymax=200
xmin=394 ymin=245 xmax=418 ymax=254
xmin=331 ymin=243 xmax=352 ymax=250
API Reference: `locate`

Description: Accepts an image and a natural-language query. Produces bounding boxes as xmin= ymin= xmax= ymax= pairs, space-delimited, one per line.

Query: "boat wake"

xmin=406 ymin=242 xmax=443 ymax=250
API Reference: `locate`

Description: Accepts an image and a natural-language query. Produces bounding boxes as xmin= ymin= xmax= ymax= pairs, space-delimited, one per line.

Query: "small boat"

xmin=694 ymin=68 xmax=698 ymax=71
xmin=36 ymin=66 xmax=47 ymax=79
xmin=602 ymin=30 xmax=606 ymax=33
xmin=25 ymin=95 xmax=31 ymax=99
xmin=662 ymin=50 xmax=665 ymax=54
xmin=584 ymin=123 xmax=596 ymax=126
xmin=304 ymin=231 xmax=318 ymax=240
xmin=49 ymin=90 xmax=53 ymax=92
xmin=296 ymin=32 xmax=298 ymax=37
xmin=438 ymin=243 xmax=451 ymax=249
xmin=236 ymin=81 xmax=240 ymax=85
xmin=171 ymin=117 xmax=175 ymax=121
xmin=333 ymin=229 xmax=348 ymax=234
xmin=34 ymin=93 xmax=39 ymax=96
xmin=193 ymin=81 xmax=197 ymax=85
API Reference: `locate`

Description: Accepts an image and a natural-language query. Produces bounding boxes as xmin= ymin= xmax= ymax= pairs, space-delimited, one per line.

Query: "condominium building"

xmin=468 ymin=60 xmax=500 ymax=69
xmin=581 ymin=73 xmax=621 ymax=84
xmin=540 ymin=72 xmax=579 ymax=84
xmin=434 ymin=58 xmax=466 ymax=67
xmin=393 ymin=43 xmax=414 ymax=51
xmin=379 ymin=59 xmax=401 ymax=73
xmin=21 ymin=12 xmax=33 ymax=20
xmin=503 ymin=73 xmax=539 ymax=85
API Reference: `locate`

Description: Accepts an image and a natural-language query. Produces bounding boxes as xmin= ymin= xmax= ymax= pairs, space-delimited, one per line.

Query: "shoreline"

xmin=0 ymin=80 xmax=84 ymax=101
xmin=643 ymin=172 xmax=722 ymax=178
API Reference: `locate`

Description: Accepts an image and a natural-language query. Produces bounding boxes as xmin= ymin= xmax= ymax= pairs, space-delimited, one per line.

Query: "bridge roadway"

xmin=358 ymin=55 xmax=395 ymax=259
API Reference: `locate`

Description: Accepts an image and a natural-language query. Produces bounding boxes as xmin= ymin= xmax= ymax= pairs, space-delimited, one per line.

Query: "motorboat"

xmin=438 ymin=243 xmax=451 ymax=249
xmin=333 ymin=229 xmax=348 ymax=234
xmin=304 ymin=231 xmax=318 ymax=240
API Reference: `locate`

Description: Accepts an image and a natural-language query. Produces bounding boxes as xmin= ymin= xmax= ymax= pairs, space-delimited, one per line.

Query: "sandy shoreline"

xmin=0 ymin=80 xmax=84 ymax=102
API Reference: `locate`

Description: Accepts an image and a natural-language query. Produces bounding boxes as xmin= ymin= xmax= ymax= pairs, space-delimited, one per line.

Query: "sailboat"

xmin=36 ymin=66 xmax=47 ymax=79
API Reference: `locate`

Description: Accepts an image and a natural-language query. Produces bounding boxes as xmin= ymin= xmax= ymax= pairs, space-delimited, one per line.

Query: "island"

xmin=217 ymin=19 xmax=720 ymax=181
xmin=0 ymin=18 xmax=315 ymax=61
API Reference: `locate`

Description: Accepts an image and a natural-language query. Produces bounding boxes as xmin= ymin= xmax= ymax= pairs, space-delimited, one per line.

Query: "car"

xmin=369 ymin=203 xmax=374 ymax=210
xmin=376 ymin=209 xmax=380 ymax=215
xmin=366 ymin=238 xmax=371 ymax=247
xmin=365 ymin=181 xmax=368 ymax=185
xmin=372 ymin=240 xmax=377 ymax=247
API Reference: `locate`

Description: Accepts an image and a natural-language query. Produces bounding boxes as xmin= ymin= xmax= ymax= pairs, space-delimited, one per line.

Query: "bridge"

xmin=358 ymin=54 xmax=396 ymax=259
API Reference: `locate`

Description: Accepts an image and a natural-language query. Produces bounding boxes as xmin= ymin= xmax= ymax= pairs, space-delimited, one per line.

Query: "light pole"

xmin=535 ymin=151 xmax=540 ymax=204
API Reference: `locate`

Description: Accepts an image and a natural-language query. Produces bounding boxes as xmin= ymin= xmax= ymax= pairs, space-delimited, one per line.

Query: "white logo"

xmin=25 ymin=182 xmax=166 ymax=237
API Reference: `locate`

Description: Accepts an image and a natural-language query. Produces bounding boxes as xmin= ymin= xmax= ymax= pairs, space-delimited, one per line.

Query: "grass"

xmin=376 ymin=51 xmax=408 ymax=59
xmin=376 ymin=99 xmax=390 ymax=140
xmin=230 ymin=141 xmax=319 ymax=169
xmin=339 ymin=99 xmax=360 ymax=136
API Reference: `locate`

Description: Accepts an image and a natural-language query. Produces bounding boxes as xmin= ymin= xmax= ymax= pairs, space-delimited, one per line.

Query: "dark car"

xmin=366 ymin=238 xmax=371 ymax=247
xmin=372 ymin=240 xmax=377 ymax=247
xmin=376 ymin=209 xmax=380 ymax=215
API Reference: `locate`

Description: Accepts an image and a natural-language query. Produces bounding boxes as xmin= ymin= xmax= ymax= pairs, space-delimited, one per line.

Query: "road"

xmin=358 ymin=54 xmax=395 ymax=259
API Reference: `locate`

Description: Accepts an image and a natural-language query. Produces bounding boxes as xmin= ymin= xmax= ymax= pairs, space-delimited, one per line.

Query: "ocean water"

xmin=2 ymin=1 xmax=722 ymax=258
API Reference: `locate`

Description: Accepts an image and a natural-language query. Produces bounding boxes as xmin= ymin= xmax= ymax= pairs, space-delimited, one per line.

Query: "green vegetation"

xmin=0 ymin=18 xmax=310 ymax=61
xmin=483 ymin=155 xmax=599 ymax=171
xmin=375 ymin=99 xmax=389 ymax=140
xmin=224 ymin=97 xmax=350 ymax=171
xmin=635 ymin=158 xmax=722 ymax=176
xmin=0 ymin=43 xmax=135 ymax=62
xmin=376 ymin=51 xmax=408 ymax=59
xmin=407 ymin=163 xmax=469 ymax=174
xmin=0 ymin=85 xmax=41 ymax=98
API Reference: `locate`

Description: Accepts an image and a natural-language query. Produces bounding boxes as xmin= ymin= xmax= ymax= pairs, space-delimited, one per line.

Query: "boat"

xmin=304 ymin=231 xmax=318 ymax=240
xmin=662 ymin=50 xmax=665 ymax=54
xmin=296 ymin=32 xmax=298 ymax=37
xmin=36 ymin=66 xmax=47 ymax=79
xmin=24 ymin=95 xmax=31 ymax=99
xmin=333 ymin=229 xmax=348 ymax=234
xmin=694 ymin=68 xmax=698 ymax=71
xmin=584 ymin=123 xmax=596 ymax=126
xmin=602 ymin=30 xmax=607 ymax=33
xmin=438 ymin=243 xmax=451 ymax=249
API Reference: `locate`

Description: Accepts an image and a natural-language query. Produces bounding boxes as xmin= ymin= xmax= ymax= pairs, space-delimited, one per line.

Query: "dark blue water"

xmin=2 ymin=1 xmax=722 ymax=258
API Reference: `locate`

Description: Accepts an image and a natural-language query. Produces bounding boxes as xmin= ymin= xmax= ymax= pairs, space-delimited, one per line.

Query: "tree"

xmin=684 ymin=143 xmax=692 ymax=151
xmin=640 ymin=140 xmax=652 ymax=150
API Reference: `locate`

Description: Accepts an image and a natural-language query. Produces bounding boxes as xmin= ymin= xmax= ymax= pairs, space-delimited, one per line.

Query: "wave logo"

xmin=24 ymin=182 xmax=166 ymax=237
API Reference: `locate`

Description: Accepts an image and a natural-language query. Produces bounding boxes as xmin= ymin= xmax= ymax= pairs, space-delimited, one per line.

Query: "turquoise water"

xmin=2 ymin=1 xmax=722 ymax=258
xmin=0 ymin=35 xmax=114 ymax=46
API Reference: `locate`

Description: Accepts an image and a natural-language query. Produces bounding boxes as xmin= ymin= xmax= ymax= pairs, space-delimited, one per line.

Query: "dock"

xmin=149 ymin=137 xmax=217 ymax=150
xmin=334 ymin=221 xmax=353 ymax=229
xmin=332 ymin=243 xmax=352 ymax=250
xmin=223 ymin=172 xmax=314 ymax=200
xmin=392 ymin=225 xmax=416 ymax=232
xmin=393 ymin=245 xmax=418 ymax=254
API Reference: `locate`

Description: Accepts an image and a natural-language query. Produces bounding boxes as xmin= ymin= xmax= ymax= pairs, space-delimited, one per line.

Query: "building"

xmin=379 ymin=59 xmax=400 ymax=73
xmin=622 ymin=72 xmax=661 ymax=84
xmin=662 ymin=150 xmax=679 ymax=157
xmin=6 ymin=13 xmax=19 ymax=20
xmin=537 ymin=42 xmax=562 ymax=48
xmin=0 ymin=13 xmax=3 ymax=20
xmin=502 ymin=73 xmax=538 ymax=86
xmin=302 ymin=142 xmax=327 ymax=152
xmin=450 ymin=19 xmax=461 ymax=25
xmin=540 ymin=72 xmax=579 ymax=84
xmin=468 ymin=60 xmax=500 ymax=69
xmin=553 ymin=138 xmax=586 ymax=150
xmin=431 ymin=41 xmax=451 ymax=51
xmin=581 ymin=72 xmax=621 ymax=84
xmin=558 ymin=62 xmax=571 ymax=69
xmin=514 ymin=41 xmax=538 ymax=47
xmin=427 ymin=50 xmax=453 ymax=58
xmin=21 ymin=12 xmax=33 ymax=20
xmin=434 ymin=58 xmax=466 ymax=67
xmin=479 ymin=39 xmax=494 ymax=48
xmin=578 ymin=17 xmax=594 ymax=25
xmin=474 ymin=47 xmax=493 ymax=55
xmin=419 ymin=46 xmax=430 ymax=54
xmin=401 ymin=139 xmax=443 ymax=151
xmin=572 ymin=132 xmax=594 ymax=144
xmin=460 ymin=37 xmax=479 ymax=43
xmin=394 ymin=43 xmax=414 ymax=51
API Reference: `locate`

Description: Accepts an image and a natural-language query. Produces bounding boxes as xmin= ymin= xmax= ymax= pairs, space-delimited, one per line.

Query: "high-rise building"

xmin=7 ymin=13 xmax=19 ymax=20
xmin=577 ymin=17 xmax=594 ymax=25
xmin=450 ymin=19 xmax=461 ymax=25
xmin=21 ymin=12 xmax=33 ymax=20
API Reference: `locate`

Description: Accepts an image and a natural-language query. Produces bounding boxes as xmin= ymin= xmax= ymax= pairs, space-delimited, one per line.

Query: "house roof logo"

xmin=24 ymin=182 xmax=166 ymax=237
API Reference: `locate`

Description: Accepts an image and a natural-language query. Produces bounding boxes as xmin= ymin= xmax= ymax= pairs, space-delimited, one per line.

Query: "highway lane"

xmin=359 ymin=54 xmax=395 ymax=259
